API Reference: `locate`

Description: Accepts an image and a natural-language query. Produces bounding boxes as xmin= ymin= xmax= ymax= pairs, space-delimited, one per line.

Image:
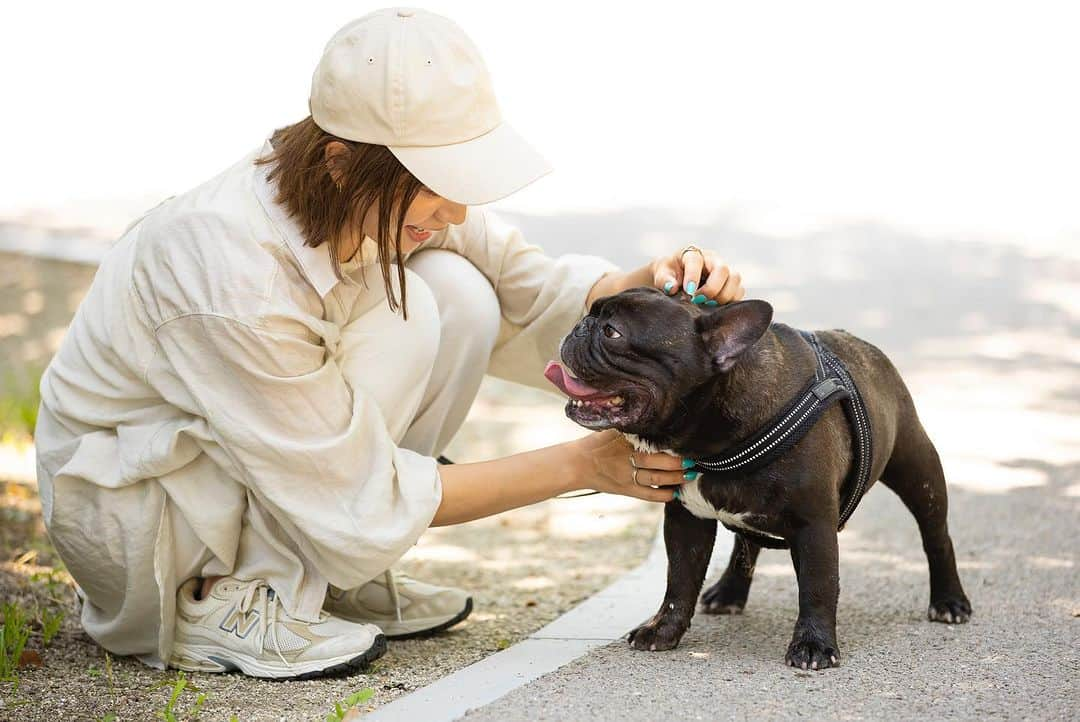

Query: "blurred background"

xmin=1 ymin=2 xmax=1077 ymax=717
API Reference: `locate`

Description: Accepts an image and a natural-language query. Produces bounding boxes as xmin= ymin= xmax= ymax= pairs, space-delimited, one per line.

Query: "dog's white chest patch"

xmin=622 ymin=433 xmax=778 ymax=537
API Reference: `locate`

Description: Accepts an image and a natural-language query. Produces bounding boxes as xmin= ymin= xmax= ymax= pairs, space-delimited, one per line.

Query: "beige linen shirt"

xmin=34 ymin=140 xmax=618 ymax=667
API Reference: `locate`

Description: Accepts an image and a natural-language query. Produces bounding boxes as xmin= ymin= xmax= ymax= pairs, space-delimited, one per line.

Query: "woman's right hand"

xmin=570 ymin=429 xmax=688 ymax=503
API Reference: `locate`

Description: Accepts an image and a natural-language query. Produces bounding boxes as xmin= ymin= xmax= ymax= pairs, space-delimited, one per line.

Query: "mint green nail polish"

xmin=683 ymin=471 xmax=701 ymax=481
xmin=681 ymin=459 xmax=695 ymax=469
xmin=673 ymin=488 xmax=682 ymax=500
xmin=686 ymin=281 xmax=697 ymax=294
xmin=692 ymin=294 xmax=707 ymax=304
xmin=705 ymin=299 xmax=719 ymax=306
xmin=664 ymin=280 xmax=675 ymax=293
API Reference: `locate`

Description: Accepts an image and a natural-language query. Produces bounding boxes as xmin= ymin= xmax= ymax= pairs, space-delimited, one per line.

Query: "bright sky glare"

xmin=1 ymin=1 xmax=1077 ymax=248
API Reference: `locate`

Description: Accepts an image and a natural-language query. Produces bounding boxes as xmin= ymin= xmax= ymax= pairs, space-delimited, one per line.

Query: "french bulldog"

xmin=544 ymin=287 xmax=972 ymax=670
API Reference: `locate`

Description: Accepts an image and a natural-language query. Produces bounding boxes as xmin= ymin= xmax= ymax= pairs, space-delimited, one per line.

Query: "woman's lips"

xmin=405 ymin=225 xmax=432 ymax=244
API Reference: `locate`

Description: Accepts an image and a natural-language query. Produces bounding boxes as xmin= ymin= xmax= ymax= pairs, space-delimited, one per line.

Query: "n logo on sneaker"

xmin=219 ymin=605 xmax=260 ymax=639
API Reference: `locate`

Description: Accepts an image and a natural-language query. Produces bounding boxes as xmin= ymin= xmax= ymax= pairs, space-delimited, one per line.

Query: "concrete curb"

xmin=365 ymin=524 xmax=734 ymax=722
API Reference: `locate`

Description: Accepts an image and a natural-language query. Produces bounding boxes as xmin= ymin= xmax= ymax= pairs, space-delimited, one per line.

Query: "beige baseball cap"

xmin=309 ymin=7 xmax=552 ymax=205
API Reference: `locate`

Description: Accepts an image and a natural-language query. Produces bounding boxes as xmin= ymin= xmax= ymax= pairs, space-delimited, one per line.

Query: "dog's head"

xmin=545 ymin=287 xmax=773 ymax=433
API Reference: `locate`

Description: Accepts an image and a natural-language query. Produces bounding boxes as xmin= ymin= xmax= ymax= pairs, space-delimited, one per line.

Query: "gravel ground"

xmin=1 ymin=482 xmax=659 ymax=721
xmin=0 ymin=252 xmax=662 ymax=720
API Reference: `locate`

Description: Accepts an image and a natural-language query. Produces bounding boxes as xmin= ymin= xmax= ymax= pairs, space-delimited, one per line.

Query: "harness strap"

xmin=689 ymin=330 xmax=874 ymax=549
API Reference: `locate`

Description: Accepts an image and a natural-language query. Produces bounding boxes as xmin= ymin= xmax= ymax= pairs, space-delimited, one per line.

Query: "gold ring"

xmin=633 ymin=466 xmax=643 ymax=486
xmin=680 ymin=244 xmax=704 ymax=260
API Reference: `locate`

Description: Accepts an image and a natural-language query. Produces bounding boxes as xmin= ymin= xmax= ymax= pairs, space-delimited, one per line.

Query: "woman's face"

xmin=353 ymin=186 xmax=468 ymax=259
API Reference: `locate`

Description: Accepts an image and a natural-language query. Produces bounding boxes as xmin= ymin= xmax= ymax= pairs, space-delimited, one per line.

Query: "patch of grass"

xmin=0 ymin=366 xmax=42 ymax=443
xmin=325 ymin=688 xmax=374 ymax=721
xmin=40 ymin=606 xmax=63 ymax=646
xmin=1 ymin=602 xmax=32 ymax=691
xmin=152 ymin=671 xmax=208 ymax=721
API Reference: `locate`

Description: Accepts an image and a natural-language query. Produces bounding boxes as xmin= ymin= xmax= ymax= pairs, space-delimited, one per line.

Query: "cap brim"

xmin=387 ymin=122 xmax=552 ymax=205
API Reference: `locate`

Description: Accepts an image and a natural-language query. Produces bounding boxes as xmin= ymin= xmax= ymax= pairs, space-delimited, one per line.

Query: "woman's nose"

xmin=438 ymin=200 xmax=468 ymax=226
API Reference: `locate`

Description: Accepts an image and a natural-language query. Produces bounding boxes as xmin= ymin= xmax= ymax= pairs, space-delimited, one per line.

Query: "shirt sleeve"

xmin=150 ymin=310 xmax=442 ymax=591
xmin=430 ymin=207 xmax=620 ymax=393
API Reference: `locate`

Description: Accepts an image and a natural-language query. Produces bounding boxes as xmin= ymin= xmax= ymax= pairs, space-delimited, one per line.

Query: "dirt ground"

xmin=0 ymin=252 xmax=661 ymax=720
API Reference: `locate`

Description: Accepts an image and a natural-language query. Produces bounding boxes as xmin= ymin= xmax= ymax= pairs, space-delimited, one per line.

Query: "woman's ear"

xmin=694 ymin=300 xmax=774 ymax=372
xmin=323 ymin=141 xmax=350 ymax=187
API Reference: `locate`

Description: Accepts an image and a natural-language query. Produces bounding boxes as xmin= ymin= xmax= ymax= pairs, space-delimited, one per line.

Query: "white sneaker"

xmin=324 ymin=570 xmax=472 ymax=639
xmin=170 ymin=577 xmax=386 ymax=680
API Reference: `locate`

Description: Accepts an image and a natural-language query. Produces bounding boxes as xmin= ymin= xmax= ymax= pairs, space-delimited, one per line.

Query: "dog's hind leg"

xmin=880 ymin=418 xmax=972 ymax=623
xmin=700 ymin=533 xmax=761 ymax=614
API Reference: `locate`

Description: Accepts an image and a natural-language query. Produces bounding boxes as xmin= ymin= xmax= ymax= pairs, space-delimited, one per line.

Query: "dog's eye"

xmin=602 ymin=323 xmax=622 ymax=339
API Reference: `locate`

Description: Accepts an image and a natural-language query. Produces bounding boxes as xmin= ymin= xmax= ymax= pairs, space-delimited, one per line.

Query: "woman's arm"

xmin=431 ymin=430 xmax=686 ymax=526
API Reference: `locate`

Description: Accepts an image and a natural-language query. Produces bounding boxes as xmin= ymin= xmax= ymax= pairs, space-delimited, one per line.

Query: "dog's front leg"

xmin=628 ymin=500 xmax=717 ymax=651
xmin=786 ymin=521 xmax=841 ymax=669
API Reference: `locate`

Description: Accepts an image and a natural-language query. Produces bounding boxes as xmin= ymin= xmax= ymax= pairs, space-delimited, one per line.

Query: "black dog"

xmin=545 ymin=288 xmax=971 ymax=670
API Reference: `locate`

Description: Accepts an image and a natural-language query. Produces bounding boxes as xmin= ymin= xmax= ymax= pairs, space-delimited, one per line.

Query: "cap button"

xmin=397 ymin=9 xmax=414 ymax=17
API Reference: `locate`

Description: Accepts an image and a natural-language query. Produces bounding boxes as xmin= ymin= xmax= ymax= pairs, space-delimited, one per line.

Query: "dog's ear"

xmin=694 ymin=300 xmax=774 ymax=372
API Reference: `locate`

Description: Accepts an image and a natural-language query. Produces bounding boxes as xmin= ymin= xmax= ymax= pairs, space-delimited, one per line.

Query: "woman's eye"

xmin=602 ymin=323 xmax=622 ymax=339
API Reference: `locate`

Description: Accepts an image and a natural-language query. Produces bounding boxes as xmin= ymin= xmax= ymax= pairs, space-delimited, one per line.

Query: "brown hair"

xmin=256 ymin=116 xmax=423 ymax=317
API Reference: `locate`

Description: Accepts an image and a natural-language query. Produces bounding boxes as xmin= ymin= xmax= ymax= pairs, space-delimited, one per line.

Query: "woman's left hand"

xmin=651 ymin=246 xmax=745 ymax=305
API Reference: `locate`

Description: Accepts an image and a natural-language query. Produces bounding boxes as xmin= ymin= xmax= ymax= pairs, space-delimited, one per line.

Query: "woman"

xmin=34 ymin=8 xmax=745 ymax=679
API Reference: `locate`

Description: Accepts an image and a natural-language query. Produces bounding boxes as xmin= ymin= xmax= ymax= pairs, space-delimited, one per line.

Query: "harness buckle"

xmin=811 ymin=378 xmax=845 ymax=401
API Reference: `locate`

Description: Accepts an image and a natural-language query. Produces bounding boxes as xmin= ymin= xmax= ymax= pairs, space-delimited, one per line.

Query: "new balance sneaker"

xmin=170 ymin=577 xmax=386 ymax=680
xmin=324 ymin=570 xmax=472 ymax=639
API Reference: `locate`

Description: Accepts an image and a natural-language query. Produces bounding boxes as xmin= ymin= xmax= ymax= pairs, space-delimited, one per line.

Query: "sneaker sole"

xmin=385 ymin=597 xmax=473 ymax=640
xmin=170 ymin=633 xmax=387 ymax=681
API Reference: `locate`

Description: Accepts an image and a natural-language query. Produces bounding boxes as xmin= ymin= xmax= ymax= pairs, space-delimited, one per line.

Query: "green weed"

xmin=40 ymin=606 xmax=64 ymax=646
xmin=1 ymin=602 xmax=32 ymax=689
xmin=325 ymin=687 xmax=374 ymax=721
xmin=152 ymin=670 xmax=208 ymax=721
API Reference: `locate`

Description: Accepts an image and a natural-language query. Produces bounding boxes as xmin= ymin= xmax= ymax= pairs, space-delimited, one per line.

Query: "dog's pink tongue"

xmin=544 ymin=361 xmax=602 ymax=398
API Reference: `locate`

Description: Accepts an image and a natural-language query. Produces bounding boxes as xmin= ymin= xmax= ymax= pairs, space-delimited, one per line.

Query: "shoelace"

xmin=383 ymin=569 xmax=404 ymax=623
xmin=237 ymin=580 xmax=291 ymax=670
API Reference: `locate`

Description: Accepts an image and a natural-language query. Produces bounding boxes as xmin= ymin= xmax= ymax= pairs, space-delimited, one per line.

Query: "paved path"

xmin=394 ymin=222 xmax=1080 ymax=720
xmin=464 ymin=477 xmax=1078 ymax=720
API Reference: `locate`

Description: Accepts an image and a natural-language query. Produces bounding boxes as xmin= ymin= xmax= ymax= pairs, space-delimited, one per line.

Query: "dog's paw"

xmin=627 ymin=613 xmax=686 ymax=652
xmin=700 ymin=578 xmax=748 ymax=615
xmin=785 ymin=631 xmax=840 ymax=671
xmin=928 ymin=596 xmax=972 ymax=624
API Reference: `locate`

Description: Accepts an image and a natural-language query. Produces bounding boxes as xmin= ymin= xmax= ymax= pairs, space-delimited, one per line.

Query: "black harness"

xmin=689 ymin=330 xmax=874 ymax=549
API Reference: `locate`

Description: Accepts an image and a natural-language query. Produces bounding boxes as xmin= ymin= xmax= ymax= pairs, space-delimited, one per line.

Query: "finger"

xmin=698 ymin=259 xmax=731 ymax=301
xmin=631 ymin=468 xmax=687 ymax=487
xmin=681 ymin=251 xmax=704 ymax=296
xmin=636 ymin=452 xmax=689 ymax=472
xmin=652 ymin=257 xmax=682 ymax=295
xmin=715 ymin=271 xmax=743 ymax=304
xmin=735 ymin=286 xmax=746 ymax=301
